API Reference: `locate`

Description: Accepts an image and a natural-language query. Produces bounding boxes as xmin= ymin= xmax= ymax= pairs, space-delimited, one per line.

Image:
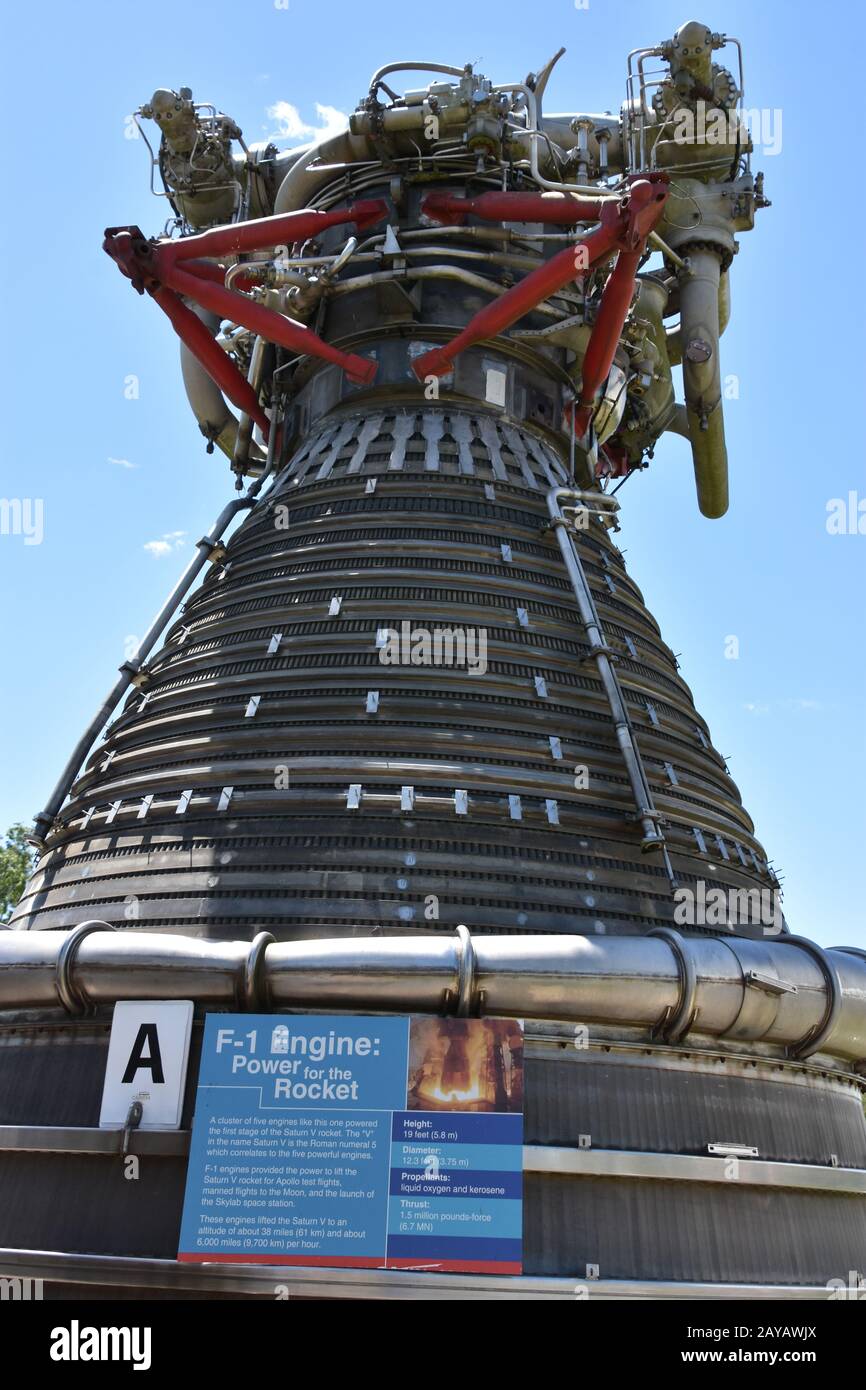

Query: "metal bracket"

xmin=55 ymin=920 xmax=115 ymax=1016
xmin=649 ymin=927 xmax=698 ymax=1044
xmin=744 ymin=970 xmax=797 ymax=997
xmin=121 ymin=1101 xmax=143 ymax=1158
xmin=242 ymin=931 xmax=275 ymax=1012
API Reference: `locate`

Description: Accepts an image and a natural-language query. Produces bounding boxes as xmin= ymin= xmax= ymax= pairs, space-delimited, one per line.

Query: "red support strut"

xmin=103 ymin=198 xmax=388 ymax=411
xmin=422 ymin=190 xmax=609 ymax=227
xmin=412 ymin=180 xmax=669 ymax=434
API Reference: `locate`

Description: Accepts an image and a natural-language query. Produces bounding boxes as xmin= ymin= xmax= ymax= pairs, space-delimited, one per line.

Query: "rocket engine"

xmin=2 ymin=20 xmax=865 ymax=1298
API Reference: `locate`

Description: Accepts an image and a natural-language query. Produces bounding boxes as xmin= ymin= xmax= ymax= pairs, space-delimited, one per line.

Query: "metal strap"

xmin=780 ymin=935 xmax=843 ymax=1060
xmin=55 ymin=921 xmax=115 ymax=1016
xmin=242 ymin=931 xmax=275 ymax=1012
xmin=453 ymin=925 xmax=477 ymax=1018
xmin=649 ymin=927 xmax=697 ymax=1043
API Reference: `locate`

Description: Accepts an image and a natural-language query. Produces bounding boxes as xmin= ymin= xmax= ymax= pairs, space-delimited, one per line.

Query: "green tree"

xmin=0 ymin=824 xmax=34 ymax=922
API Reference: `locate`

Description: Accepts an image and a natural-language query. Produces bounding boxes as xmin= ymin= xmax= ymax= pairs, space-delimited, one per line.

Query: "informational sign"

xmin=178 ymin=1014 xmax=523 ymax=1273
xmin=100 ymin=1000 xmax=194 ymax=1129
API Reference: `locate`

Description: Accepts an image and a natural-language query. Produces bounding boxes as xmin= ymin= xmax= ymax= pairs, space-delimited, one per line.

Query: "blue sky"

xmin=0 ymin=0 xmax=862 ymax=947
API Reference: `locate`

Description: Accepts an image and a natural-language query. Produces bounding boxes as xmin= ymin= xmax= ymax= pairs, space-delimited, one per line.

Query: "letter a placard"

xmin=100 ymin=1000 xmax=194 ymax=1129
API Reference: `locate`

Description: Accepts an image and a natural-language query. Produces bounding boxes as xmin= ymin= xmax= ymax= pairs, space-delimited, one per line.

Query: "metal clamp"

xmin=453 ymin=925 xmax=478 ymax=1018
xmin=55 ymin=920 xmax=115 ymax=1016
xmin=242 ymin=932 xmax=275 ymax=1011
xmin=649 ymin=927 xmax=698 ymax=1044
xmin=781 ymin=935 xmax=842 ymax=1060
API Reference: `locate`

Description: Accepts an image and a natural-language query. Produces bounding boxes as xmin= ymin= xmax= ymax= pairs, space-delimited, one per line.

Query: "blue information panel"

xmin=179 ymin=1014 xmax=523 ymax=1273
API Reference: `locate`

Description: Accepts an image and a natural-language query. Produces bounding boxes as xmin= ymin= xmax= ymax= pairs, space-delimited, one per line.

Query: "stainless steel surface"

xmin=0 ymin=1247 xmax=840 ymax=1300
xmin=2 ymin=926 xmax=865 ymax=1065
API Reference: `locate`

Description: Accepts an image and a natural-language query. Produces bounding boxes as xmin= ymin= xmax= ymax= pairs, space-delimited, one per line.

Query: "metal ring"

xmin=454 ymin=925 xmax=477 ymax=1018
xmin=649 ymin=927 xmax=697 ymax=1044
xmin=780 ymin=935 xmax=843 ymax=1060
xmin=242 ymin=932 xmax=275 ymax=1011
xmin=55 ymin=920 xmax=115 ymax=1016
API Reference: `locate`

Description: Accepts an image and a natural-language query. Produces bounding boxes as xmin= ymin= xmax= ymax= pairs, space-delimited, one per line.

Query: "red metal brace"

xmin=422 ymin=189 xmax=609 ymax=227
xmin=412 ymin=179 xmax=669 ymax=438
xmin=103 ymin=200 xmax=388 ymax=400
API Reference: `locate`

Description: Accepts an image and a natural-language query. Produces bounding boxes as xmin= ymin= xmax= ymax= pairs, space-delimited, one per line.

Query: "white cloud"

xmin=266 ymin=101 xmax=348 ymax=146
xmin=108 ymin=457 xmax=137 ymax=470
xmin=144 ymin=530 xmax=186 ymax=558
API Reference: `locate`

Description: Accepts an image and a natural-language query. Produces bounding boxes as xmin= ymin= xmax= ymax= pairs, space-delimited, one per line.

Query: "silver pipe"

xmin=31 ymin=465 xmax=282 ymax=845
xmin=497 ymin=84 xmax=609 ymax=195
xmin=546 ymin=488 xmax=669 ymax=862
xmin=367 ymin=60 xmax=466 ymax=93
xmin=1 ymin=927 xmax=864 ymax=1066
xmin=329 ymin=265 xmax=571 ymax=318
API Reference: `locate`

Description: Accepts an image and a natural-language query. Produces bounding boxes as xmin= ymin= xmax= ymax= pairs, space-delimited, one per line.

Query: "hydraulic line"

xmin=546 ymin=487 xmax=675 ymax=882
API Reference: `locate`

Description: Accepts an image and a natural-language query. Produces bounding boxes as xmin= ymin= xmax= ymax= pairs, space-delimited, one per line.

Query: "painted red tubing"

xmin=160 ymin=258 xmax=377 ymax=385
xmin=572 ymin=248 xmax=642 ymax=436
xmin=423 ymin=190 xmax=607 ymax=226
xmin=412 ymin=220 xmax=620 ymax=381
xmin=178 ymin=259 xmax=257 ymax=293
xmin=166 ymin=200 xmax=388 ymax=262
xmin=413 ymin=180 xmax=668 ymax=385
xmin=150 ymin=286 xmax=272 ymax=435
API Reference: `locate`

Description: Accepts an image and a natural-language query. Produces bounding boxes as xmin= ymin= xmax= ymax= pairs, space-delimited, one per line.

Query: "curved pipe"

xmin=180 ymin=304 xmax=264 ymax=462
xmin=367 ymin=60 xmax=466 ymax=93
xmin=678 ymin=248 xmax=729 ymax=518
xmin=1 ymin=927 xmax=864 ymax=1066
xmin=274 ymin=131 xmax=376 ymax=214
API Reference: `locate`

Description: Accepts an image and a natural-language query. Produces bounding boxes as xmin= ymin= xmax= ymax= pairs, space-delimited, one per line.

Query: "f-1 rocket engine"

xmin=2 ymin=20 xmax=864 ymax=1299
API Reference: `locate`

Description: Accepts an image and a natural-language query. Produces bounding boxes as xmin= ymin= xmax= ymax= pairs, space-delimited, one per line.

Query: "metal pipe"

xmin=677 ymin=247 xmax=729 ymax=518
xmin=31 ymin=465 xmax=282 ymax=845
xmin=545 ymin=487 xmax=669 ymax=861
xmin=179 ymin=304 xmax=245 ymax=461
xmin=665 ymin=269 xmax=730 ymax=365
xmin=2 ymin=927 xmax=865 ymax=1065
xmin=572 ymin=247 xmax=641 ymax=436
xmin=422 ymin=190 xmax=610 ymax=226
xmin=411 ymin=219 xmax=620 ymax=380
xmin=164 ymin=201 xmax=387 ymax=262
xmin=150 ymin=286 xmax=273 ymax=435
xmin=231 ymin=333 xmax=267 ymax=477
xmin=159 ymin=259 xmax=377 ymax=385
xmin=329 ymin=264 xmax=570 ymax=319
xmin=367 ymin=60 xmax=466 ymax=92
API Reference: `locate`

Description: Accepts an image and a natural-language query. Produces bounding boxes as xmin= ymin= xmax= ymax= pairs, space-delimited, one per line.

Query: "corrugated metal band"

xmin=1 ymin=1128 xmax=862 ymax=1194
